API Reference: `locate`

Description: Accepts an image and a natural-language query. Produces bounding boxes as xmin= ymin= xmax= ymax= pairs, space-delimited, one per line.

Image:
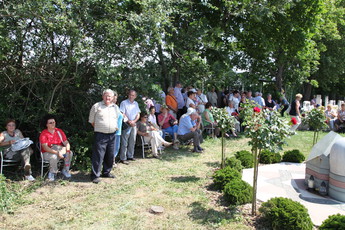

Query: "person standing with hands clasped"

xmin=89 ymin=89 xmax=120 ymax=184
xmin=119 ymin=90 xmax=141 ymax=165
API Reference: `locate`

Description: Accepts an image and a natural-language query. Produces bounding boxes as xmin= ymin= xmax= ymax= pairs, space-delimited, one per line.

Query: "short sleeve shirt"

xmin=158 ymin=113 xmax=176 ymax=129
xmin=120 ymin=99 xmax=141 ymax=121
xmin=89 ymin=101 xmax=119 ymax=133
xmin=177 ymin=115 xmax=193 ymax=135
xmin=39 ymin=128 xmax=67 ymax=147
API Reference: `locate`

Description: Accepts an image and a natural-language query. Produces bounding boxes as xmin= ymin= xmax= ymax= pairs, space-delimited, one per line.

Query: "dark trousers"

xmin=91 ymin=132 xmax=116 ymax=180
xmin=281 ymin=105 xmax=288 ymax=117
xmin=178 ymin=130 xmax=203 ymax=147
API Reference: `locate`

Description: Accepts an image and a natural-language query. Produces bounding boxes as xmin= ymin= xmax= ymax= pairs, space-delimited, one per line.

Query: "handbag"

xmin=169 ymin=119 xmax=176 ymax=127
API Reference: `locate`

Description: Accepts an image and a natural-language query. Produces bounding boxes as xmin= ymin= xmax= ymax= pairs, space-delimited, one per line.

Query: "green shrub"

xmin=213 ymin=167 xmax=242 ymax=191
xmin=259 ymin=197 xmax=313 ymax=230
xmin=70 ymin=132 xmax=94 ymax=171
xmin=282 ymin=149 xmax=305 ymax=163
xmin=0 ymin=175 xmax=20 ymax=213
xmin=259 ymin=150 xmax=281 ymax=164
xmin=225 ymin=157 xmax=243 ymax=172
xmin=319 ymin=214 xmax=345 ymax=230
xmin=223 ymin=178 xmax=252 ymax=205
xmin=234 ymin=150 xmax=253 ymax=168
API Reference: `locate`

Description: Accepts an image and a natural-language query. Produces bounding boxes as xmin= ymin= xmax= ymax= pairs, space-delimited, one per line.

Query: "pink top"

xmin=157 ymin=113 xmax=176 ymax=129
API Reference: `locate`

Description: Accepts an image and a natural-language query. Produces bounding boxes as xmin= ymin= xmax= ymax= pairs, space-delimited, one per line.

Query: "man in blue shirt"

xmin=177 ymin=111 xmax=203 ymax=153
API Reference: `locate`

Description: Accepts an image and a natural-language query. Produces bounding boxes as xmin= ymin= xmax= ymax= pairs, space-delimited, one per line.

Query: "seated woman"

xmin=0 ymin=119 xmax=35 ymax=181
xmin=335 ymin=103 xmax=345 ymax=131
xmin=201 ymin=102 xmax=220 ymax=137
xmin=225 ymin=100 xmax=240 ymax=135
xmin=325 ymin=104 xmax=337 ymax=131
xmin=39 ymin=115 xmax=73 ymax=181
xmin=137 ymin=112 xmax=172 ymax=158
xmin=157 ymin=105 xmax=179 ymax=150
xmin=148 ymin=106 xmax=164 ymax=138
xmin=264 ymin=94 xmax=277 ymax=111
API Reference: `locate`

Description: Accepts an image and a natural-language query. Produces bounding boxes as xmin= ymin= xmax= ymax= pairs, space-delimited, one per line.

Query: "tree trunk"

xmin=158 ymin=44 xmax=168 ymax=91
xmin=275 ymin=64 xmax=284 ymax=93
xmin=221 ymin=132 xmax=225 ymax=169
xmin=303 ymin=82 xmax=313 ymax=101
xmin=252 ymin=148 xmax=259 ymax=215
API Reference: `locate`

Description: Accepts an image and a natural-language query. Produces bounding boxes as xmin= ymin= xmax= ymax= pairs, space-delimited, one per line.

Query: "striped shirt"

xmin=89 ymin=101 xmax=120 ymax=133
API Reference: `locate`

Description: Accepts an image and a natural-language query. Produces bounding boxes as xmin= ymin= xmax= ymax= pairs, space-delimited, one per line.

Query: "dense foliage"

xmin=212 ymin=166 xmax=241 ymax=191
xmin=234 ymin=150 xmax=253 ymax=169
xmin=319 ymin=214 xmax=345 ymax=230
xmin=0 ymin=175 xmax=20 ymax=213
xmin=1 ymin=0 xmax=345 ymax=171
xmin=282 ymin=150 xmax=305 ymax=163
xmin=259 ymin=150 xmax=281 ymax=164
xmin=259 ymin=197 xmax=313 ymax=230
xmin=225 ymin=157 xmax=243 ymax=172
xmin=223 ymin=179 xmax=253 ymax=205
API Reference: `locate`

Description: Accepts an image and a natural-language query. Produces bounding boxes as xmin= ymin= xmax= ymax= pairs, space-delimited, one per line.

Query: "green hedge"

xmin=259 ymin=197 xmax=313 ymax=230
xmin=282 ymin=149 xmax=305 ymax=163
xmin=223 ymin=178 xmax=253 ymax=205
xmin=213 ymin=167 xmax=242 ymax=191
xmin=319 ymin=214 xmax=345 ymax=230
xmin=259 ymin=150 xmax=281 ymax=164
xmin=234 ymin=150 xmax=253 ymax=168
xmin=225 ymin=157 xmax=243 ymax=172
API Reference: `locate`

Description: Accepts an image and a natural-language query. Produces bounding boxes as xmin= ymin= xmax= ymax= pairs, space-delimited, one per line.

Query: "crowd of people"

xmin=1 ymin=83 xmax=344 ymax=183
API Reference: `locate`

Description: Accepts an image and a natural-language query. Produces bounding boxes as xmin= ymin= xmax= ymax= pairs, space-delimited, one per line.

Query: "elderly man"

xmin=89 ymin=89 xmax=120 ymax=184
xmin=174 ymin=82 xmax=185 ymax=119
xmin=119 ymin=90 xmax=141 ymax=164
xmin=177 ymin=109 xmax=204 ymax=153
xmin=254 ymin=92 xmax=265 ymax=107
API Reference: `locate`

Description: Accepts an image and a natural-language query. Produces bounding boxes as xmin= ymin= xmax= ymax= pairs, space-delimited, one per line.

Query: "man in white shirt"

xmin=89 ymin=89 xmax=120 ymax=183
xmin=254 ymin=92 xmax=265 ymax=107
xmin=119 ymin=90 xmax=141 ymax=164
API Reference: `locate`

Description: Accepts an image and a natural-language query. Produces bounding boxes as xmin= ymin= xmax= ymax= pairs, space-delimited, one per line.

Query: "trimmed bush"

xmin=282 ymin=149 xmax=305 ymax=163
xmin=319 ymin=214 xmax=345 ymax=230
xmin=259 ymin=197 xmax=313 ymax=230
xmin=225 ymin=157 xmax=243 ymax=172
xmin=213 ymin=166 xmax=242 ymax=191
xmin=223 ymin=178 xmax=252 ymax=205
xmin=234 ymin=150 xmax=253 ymax=168
xmin=259 ymin=150 xmax=281 ymax=164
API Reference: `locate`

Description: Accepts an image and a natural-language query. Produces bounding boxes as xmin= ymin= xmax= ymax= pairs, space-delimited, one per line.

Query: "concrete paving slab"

xmin=242 ymin=162 xmax=345 ymax=226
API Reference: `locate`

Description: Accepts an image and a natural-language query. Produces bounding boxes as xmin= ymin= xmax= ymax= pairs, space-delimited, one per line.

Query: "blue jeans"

xmin=114 ymin=135 xmax=121 ymax=158
xmin=91 ymin=132 xmax=115 ymax=180
xmin=163 ymin=125 xmax=178 ymax=140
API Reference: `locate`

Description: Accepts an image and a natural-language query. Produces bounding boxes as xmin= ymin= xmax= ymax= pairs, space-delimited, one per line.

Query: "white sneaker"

xmin=25 ymin=175 xmax=35 ymax=181
xmin=61 ymin=168 xmax=71 ymax=178
xmin=48 ymin=172 xmax=56 ymax=182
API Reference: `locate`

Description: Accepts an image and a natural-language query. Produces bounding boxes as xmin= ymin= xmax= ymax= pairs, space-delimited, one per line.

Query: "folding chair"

xmin=36 ymin=142 xmax=63 ymax=177
xmin=0 ymin=147 xmax=21 ymax=175
xmin=202 ymin=123 xmax=215 ymax=138
xmin=137 ymin=135 xmax=162 ymax=159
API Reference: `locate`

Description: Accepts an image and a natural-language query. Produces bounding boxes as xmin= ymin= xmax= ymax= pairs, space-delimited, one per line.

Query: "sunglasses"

xmin=48 ymin=121 xmax=56 ymax=124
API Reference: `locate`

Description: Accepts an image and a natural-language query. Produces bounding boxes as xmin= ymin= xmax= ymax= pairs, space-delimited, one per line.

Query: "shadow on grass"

xmin=170 ymin=175 xmax=201 ymax=183
xmin=188 ymin=201 xmax=237 ymax=225
xmin=205 ymin=161 xmax=220 ymax=168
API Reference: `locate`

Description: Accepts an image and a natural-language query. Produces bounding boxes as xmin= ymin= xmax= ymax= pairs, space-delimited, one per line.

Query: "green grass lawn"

xmin=0 ymin=130 xmax=343 ymax=230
